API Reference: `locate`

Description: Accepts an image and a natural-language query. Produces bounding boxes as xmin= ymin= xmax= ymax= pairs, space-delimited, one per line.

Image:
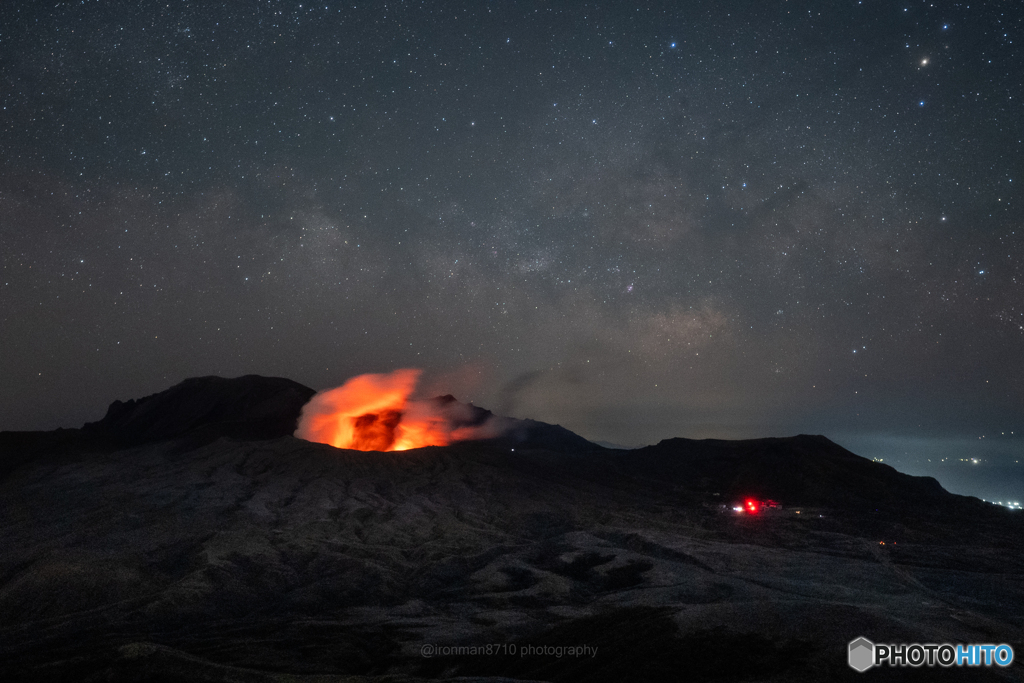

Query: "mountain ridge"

xmin=0 ymin=375 xmax=971 ymax=513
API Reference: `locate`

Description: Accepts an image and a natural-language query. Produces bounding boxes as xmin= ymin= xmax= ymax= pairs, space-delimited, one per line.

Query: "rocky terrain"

xmin=1 ymin=376 xmax=1021 ymax=681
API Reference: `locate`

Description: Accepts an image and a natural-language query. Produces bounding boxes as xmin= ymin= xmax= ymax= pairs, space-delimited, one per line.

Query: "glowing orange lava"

xmin=294 ymin=369 xmax=455 ymax=451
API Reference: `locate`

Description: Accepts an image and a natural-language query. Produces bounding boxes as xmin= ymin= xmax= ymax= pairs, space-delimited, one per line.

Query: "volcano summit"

xmin=0 ymin=375 xmax=1021 ymax=682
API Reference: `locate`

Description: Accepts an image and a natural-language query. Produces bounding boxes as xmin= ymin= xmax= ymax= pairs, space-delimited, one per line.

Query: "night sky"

xmin=2 ymin=1 xmax=1022 ymax=500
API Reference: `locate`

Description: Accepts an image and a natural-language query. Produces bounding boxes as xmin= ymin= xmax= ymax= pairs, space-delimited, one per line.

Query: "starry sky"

xmin=2 ymin=1 xmax=1022 ymax=500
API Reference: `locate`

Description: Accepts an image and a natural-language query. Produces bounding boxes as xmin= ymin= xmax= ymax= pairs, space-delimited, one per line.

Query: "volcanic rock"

xmin=81 ymin=374 xmax=317 ymax=445
xmin=0 ymin=376 xmax=1021 ymax=682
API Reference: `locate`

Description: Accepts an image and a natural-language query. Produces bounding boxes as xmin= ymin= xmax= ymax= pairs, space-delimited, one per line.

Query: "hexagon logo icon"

xmin=848 ymin=637 xmax=874 ymax=672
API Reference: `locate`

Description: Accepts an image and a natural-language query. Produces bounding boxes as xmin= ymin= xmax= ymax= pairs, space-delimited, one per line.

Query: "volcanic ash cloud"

xmin=294 ymin=368 xmax=507 ymax=451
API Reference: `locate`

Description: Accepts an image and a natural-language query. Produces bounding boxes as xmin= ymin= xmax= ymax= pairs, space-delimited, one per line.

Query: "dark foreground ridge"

xmin=0 ymin=376 xmax=1021 ymax=682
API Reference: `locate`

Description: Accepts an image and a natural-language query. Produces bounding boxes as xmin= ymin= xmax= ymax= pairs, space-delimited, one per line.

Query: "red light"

xmin=745 ymin=499 xmax=759 ymax=514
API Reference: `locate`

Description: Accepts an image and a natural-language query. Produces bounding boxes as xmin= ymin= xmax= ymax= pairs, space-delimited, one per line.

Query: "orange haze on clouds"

xmin=294 ymin=369 xmax=501 ymax=451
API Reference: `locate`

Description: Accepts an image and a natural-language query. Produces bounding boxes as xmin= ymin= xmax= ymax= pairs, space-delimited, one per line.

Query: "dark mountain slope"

xmin=81 ymin=374 xmax=316 ymax=445
xmin=619 ymin=435 xmax=949 ymax=509
xmin=1 ymin=376 xmax=1021 ymax=682
xmin=0 ymin=376 xmax=315 ymax=480
xmin=429 ymin=394 xmax=601 ymax=454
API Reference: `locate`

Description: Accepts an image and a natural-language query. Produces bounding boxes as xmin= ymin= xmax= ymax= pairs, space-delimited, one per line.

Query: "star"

xmin=1 ymin=0 xmax=1020 ymax=504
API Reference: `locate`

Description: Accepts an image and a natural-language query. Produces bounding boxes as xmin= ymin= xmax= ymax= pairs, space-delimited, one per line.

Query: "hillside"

xmin=0 ymin=376 xmax=1020 ymax=682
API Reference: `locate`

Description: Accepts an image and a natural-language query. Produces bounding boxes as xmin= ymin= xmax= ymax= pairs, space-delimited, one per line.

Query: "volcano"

xmin=0 ymin=375 xmax=1021 ymax=682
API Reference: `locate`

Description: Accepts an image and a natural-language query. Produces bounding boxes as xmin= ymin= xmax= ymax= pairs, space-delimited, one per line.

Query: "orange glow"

xmin=294 ymin=369 xmax=498 ymax=451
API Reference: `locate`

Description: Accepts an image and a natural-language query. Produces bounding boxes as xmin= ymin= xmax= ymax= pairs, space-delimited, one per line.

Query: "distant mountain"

xmin=592 ymin=439 xmax=638 ymax=450
xmin=1 ymin=375 xmax=603 ymax=480
xmin=81 ymin=374 xmax=317 ymax=445
xmin=0 ymin=375 xmax=316 ymax=479
xmin=61 ymin=376 xmax=601 ymax=454
xmin=425 ymin=393 xmax=601 ymax=454
xmin=620 ymin=435 xmax=950 ymax=510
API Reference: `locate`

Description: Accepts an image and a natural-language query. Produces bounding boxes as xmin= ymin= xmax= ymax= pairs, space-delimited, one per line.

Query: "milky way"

xmin=1 ymin=1 xmax=1021 ymax=499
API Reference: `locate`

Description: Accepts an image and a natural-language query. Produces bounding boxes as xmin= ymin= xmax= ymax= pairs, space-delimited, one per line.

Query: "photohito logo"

xmin=848 ymin=637 xmax=874 ymax=672
xmin=848 ymin=637 xmax=1014 ymax=671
